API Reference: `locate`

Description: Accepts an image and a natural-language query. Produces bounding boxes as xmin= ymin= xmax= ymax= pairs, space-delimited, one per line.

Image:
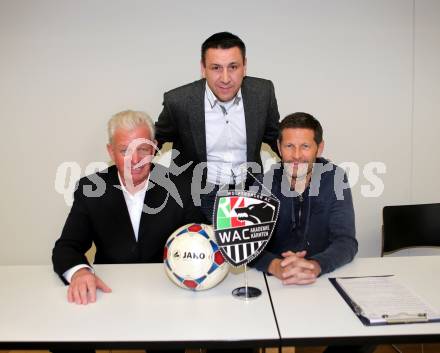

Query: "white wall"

xmin=0 ymin=0 xmax=439 ymax=265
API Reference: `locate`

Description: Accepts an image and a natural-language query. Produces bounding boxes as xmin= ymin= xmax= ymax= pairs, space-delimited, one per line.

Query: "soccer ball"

xmin=164 ymin=223 xmax=229 ymax=290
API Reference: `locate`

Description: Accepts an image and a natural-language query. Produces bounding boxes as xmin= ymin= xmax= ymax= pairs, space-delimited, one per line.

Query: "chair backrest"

xmin=382 ymin=203 xmax=440 ymax=256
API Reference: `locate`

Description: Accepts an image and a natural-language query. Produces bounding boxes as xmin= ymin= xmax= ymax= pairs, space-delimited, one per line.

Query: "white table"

xmin=266 ymin=256 xmax=440 ymax=346
xmin=2 ymin=257 xmax=440 ymax=350
xmin=0 ymin=263 xmax=279 ymax=350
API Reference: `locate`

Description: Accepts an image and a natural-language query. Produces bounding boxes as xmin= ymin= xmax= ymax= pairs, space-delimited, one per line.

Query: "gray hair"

xmin=107 ymin=110 xmax=155 ymax=144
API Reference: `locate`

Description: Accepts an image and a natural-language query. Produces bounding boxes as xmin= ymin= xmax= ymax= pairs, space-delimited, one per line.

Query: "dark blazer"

xmin=252 ymin=159 xmax=358 ymax=275
xmin=52 ymin=164 xmax=204 ymax=284
xmin=155 ymin=76 xmax=280 ymax=172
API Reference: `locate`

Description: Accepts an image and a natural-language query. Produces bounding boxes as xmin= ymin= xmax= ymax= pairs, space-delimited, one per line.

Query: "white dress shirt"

xmin=63 ymin=173 xmax=149 ymax=283
xmin=118 ymin=173 xmax=149 ymax=241
xmin=204 ymin=84 xmax=247 ymax=185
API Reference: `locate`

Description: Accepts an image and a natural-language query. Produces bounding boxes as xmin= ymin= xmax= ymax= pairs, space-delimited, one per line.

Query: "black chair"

xmin=382 ymin=203 xmax=440 ymax=256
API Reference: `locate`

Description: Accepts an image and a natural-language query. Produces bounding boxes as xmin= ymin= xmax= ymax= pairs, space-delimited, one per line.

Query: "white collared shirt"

xmin=62 ymin=173 xmax=149 ymax=283
xmin=204 ymin=83 xmax=247 ymax=185
xmin=117 ymin=172 xmax=149 ymax=241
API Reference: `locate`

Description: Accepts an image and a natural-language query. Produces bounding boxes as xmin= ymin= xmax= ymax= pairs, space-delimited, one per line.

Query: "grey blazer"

xmin=155 ymin=76 xmax=280 ymax=174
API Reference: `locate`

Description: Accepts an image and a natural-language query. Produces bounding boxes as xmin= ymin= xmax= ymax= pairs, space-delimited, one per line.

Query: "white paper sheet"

xmin=335 ymin=275 xmax=440 ymax=324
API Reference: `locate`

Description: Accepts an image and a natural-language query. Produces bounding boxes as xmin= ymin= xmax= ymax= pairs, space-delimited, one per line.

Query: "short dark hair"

xmin=201 ymin=32 xmax=246 ymax=66
xmin=279 ymin=112 xmax=323 ymax=145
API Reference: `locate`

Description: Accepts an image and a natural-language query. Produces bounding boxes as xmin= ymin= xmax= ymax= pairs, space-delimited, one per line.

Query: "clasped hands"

xmin=268 ymin=250 xmax=321 ymax=285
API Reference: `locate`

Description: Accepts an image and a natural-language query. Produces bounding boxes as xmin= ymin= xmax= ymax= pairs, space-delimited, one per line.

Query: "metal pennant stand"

xmin=231 ymin=263 xmax=262 ymax=299
xmin=220 ymin=167 xmax=277 ymax=300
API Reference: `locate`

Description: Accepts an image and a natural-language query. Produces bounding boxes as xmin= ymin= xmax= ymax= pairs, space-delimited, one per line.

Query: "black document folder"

xmin=329 ymin=275 xmax=440 ymax=326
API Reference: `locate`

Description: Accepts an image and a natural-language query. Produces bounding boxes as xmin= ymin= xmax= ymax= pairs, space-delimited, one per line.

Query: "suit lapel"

xmin=137 ymin=175 xmax=169 ymax=242
xmin=188 ymin=79 xmax=207 ymax=162
xmin=242 ymin=78 xmax=258 ymax=161
xmin=105 ymin=167 xmax=137 ymax=242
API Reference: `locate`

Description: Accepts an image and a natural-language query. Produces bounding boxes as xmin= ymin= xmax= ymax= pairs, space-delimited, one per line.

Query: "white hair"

xmin=107 ymin=110 xmax=155 ymax=144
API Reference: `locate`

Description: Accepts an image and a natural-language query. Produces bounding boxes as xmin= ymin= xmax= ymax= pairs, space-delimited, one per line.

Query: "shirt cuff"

xmin=63 ymin=264 xmax=94 ymax=283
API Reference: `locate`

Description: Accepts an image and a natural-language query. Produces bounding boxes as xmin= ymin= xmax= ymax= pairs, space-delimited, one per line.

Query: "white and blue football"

xmin=164 ymin=223 xmax=229 ymax=290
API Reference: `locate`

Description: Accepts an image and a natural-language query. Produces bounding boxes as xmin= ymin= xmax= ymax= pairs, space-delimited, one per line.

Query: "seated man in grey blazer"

xmin=155 ymin=32 xmax=280 ymax=223
xmin=52 ymin=110 xmax=204 ymax=306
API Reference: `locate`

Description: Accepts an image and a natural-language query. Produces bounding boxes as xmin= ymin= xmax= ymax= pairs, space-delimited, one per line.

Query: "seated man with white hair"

xmin=52 ymin=110 xmax=204 ymax=305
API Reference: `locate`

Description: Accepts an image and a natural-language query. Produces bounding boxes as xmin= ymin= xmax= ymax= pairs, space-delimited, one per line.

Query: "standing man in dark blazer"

xmin=52 ymin=110 xmax=204 ymax=305
xmin=155 ymin=32 xmax=280 ymax=222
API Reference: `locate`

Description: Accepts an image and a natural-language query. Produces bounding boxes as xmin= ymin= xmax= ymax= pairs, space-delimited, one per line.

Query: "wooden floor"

xmin=1 ymin=345 xmax=440 ymax=353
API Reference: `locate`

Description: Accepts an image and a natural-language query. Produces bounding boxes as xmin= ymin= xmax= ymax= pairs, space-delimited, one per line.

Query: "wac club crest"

xmin=213 ymin=190 xmax=280 ymax=267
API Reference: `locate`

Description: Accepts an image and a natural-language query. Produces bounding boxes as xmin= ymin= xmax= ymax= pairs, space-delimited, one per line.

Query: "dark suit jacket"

xmin=155 ymin=76 xmax=280 ymax=174
xmin=52 ymin=164 xmax=204 ymax=284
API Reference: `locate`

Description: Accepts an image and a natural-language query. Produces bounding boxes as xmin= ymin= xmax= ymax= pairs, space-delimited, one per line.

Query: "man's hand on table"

xmin=68 ymin=268 xmax=112 ymax=305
